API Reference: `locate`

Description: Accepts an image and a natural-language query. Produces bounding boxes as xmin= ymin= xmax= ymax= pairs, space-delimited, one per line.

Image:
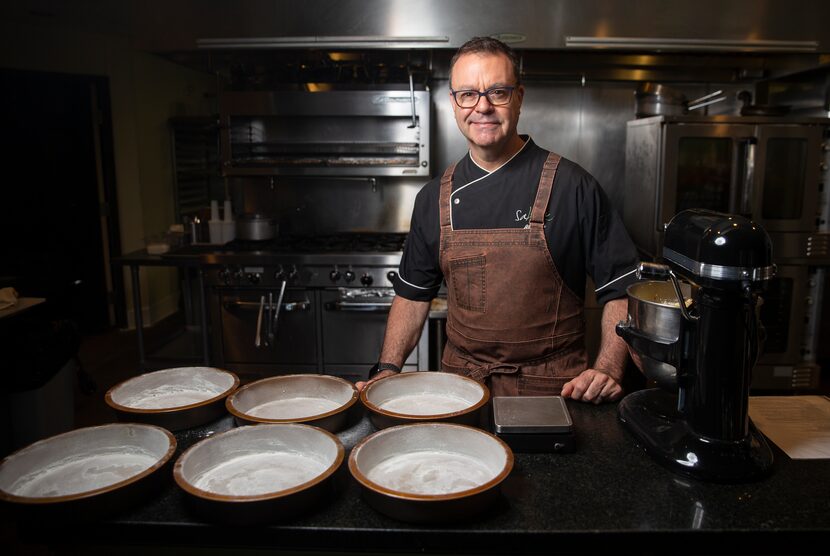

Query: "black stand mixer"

xmin=616 ymin=209 xmax=775 ymax=482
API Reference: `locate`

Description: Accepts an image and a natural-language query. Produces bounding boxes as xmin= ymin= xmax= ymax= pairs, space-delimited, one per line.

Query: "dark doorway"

xmin=0 ymin=68 xmax=121 ymax=334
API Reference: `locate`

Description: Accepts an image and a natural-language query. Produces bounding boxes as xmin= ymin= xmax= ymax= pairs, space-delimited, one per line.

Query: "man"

xmin=357 ymin=37 xmax=639 ymax=403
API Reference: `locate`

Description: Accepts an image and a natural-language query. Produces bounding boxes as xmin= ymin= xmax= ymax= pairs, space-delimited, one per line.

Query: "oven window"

xmin=676 ymin=137 xmax=732 ymax=213
xmin=762 ymin=138 xmax=807 ymax=220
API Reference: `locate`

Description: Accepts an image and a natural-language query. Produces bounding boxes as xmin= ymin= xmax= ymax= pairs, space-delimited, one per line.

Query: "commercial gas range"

xmin=199 ymin=233 xmax=422 ymax=382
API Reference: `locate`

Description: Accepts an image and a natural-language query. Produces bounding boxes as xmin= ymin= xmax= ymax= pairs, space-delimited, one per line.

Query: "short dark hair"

xmin=449 ymin=36 xmax=521 ymax=87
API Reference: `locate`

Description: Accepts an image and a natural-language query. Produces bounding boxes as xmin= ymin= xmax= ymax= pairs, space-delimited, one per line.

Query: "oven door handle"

xmin=325 ymin=300 xmax=393 ymax=313
xmin=224 ymin=299 xmax=311 ymax=312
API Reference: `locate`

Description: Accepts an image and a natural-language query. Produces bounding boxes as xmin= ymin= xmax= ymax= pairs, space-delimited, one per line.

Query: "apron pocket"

xmin=448 ymin=254 xmax=486 ymax=312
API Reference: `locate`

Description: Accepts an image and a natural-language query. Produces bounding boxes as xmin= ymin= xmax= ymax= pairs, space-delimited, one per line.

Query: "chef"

xmin=357 ymin=36 xmax=639 ymax=403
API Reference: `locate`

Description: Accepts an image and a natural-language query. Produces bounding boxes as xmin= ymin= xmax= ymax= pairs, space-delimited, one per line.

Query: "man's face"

xmin=450 ymin=52 xmax=524 ymax=153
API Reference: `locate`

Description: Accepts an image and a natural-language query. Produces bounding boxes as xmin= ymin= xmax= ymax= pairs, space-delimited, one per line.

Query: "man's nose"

xmin=474 ymin=94 xmax=494 ymax=111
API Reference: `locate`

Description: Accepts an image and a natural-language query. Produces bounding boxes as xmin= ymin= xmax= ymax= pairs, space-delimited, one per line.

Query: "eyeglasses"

xmin=450 ymin=86 xmax=516 ymax=108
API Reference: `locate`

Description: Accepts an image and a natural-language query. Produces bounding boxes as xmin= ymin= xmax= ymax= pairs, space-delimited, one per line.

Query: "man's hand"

xmin=561 ymin=369 xmax=623 ymax=404
xmin=355 ymin=369 xmax=398 ymax=392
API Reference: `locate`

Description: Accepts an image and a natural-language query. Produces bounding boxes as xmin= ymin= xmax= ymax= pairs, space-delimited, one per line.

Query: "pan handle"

xmin=254 ymin=295 xmax=264 ymax=348
xmin=325 ymin=300 xmax=393 ymax=312
xmin=224 ymin=299 xmax=311 ymax=311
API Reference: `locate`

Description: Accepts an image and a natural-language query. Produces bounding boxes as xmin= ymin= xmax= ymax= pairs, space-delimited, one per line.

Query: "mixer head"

xmin=662 ymin=209 xmax=775 ymax=290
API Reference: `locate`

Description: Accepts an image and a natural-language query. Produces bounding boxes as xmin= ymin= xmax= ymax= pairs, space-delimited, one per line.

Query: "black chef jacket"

xmin=394 ymin=137 xmax=639 ymax=305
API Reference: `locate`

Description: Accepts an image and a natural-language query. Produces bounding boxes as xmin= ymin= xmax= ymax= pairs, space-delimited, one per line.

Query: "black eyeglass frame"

xmin=449 ymin=86 xmax=517 ymax=108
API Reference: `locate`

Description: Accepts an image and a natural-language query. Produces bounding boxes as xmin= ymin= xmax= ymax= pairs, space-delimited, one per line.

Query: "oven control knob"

xmin=329 ymin=270 xmax=341 ymax=282
xmin=218 ymin=268 xmax=231 ymax=285
xmin=274 ymin=265 xmax=285 ymax=281
xmin=360 ymin=273 xmax=374 ymax=286
xmin=233 ymin=268 xmax=244 ymax=283
xmin=344 ymin=270 xmax=355 ymax=283
xmin=247 ymin=273 xmax=260 ymax=285
xmin=287 ymin=265 xmax=298 ymax=281
xmin=386 ymin=271 xmax=398 ymax=284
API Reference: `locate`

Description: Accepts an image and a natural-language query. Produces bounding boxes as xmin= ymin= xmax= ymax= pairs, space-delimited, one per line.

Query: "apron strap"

xmin=439 ymin=163 xmax=457 ymax=230
xmin=468 ymin=361 xmax=520 ymax=382
xmin=529 ymin=152 xmax=561 ymax=229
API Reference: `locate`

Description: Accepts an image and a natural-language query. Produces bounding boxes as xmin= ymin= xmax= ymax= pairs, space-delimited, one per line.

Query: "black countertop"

xmin=8 ymin=399 xmax=830 ymax=555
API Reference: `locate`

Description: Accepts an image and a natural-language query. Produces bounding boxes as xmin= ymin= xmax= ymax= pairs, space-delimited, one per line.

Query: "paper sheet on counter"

xmin=748 ymin=396 xmax=830 ymax=459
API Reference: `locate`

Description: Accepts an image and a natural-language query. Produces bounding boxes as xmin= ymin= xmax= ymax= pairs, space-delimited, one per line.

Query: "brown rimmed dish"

xmin=0 ymin=423 xmax=176 ymax=518
xmin=361 ymin=371 xmax=490 ymax=429
xmin=173 ymin=424 xmax=344 ymax=523
xmin=348 ymin=422 xmax=513 ymax=523
xmin=105 ymin=367 xmax=240 ymax=431
xmin=226 ymin=374 xmax=358 ymax=432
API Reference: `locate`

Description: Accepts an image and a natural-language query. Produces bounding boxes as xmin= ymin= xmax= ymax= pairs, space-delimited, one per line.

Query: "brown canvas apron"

xmin=439 ymin=152 xmax=587 ymax=396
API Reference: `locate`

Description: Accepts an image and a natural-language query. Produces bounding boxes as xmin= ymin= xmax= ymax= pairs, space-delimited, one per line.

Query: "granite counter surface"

xmin=8 ymin=399 xmax=829 ymax=555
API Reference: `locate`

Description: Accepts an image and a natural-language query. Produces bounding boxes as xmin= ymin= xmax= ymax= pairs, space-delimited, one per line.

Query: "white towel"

xmin=0 ymin=287 xmax=19 ymax=310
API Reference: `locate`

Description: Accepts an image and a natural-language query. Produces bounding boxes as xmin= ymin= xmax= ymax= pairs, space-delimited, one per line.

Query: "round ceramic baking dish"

xmin=349 ymin=422 xmax=513 ymax=523
xmin=0 ymin=423 xmax=176 ymax=517
xmin=106 ymin=367 xmax=239 ymax=431
xmin=173 ymin=423 xmax=344 ymax=523
xmin=226 ymin=374 xmax=359 ymax=432
xmin=361 ymin=371 xmax=489 ymax=429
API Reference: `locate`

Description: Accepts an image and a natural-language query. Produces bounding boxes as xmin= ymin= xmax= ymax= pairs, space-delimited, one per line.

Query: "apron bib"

xmin=438 ymin=152 xmax=587 ymax=396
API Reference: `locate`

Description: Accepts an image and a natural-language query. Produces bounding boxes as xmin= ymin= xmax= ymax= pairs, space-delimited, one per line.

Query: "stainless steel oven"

xmin=624 ymin=115 xmax=830 ymax=390
xmin=320 ymin=288 xmax=416 ymax=379
xmin=214 ymin=285 xmax=318 ymax=371
xmin=625 ymin=115 xmax=829 ymax=256
xmin=204 ymin=235 xmax=425 ymax=383
xmin=219 ymin=89 xmax=431 ymax=178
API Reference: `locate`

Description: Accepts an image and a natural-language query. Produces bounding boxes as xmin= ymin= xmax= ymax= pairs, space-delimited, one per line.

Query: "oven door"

xmin=216 ymin=288 xmax=318 ymax=370
xmin=751 ymin=125 xmax=823 ymax=233
xmin=321 ymin=288 xmax=417 ymax=382
xmin=753 ymin=265 xmax=820 ymax=390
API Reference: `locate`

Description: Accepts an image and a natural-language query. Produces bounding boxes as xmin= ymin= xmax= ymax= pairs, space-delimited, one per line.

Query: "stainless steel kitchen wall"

xmin=432 ymin=78 xmax=746 ymax=214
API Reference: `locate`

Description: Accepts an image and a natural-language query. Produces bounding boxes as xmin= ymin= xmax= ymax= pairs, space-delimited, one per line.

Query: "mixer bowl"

xmin=624 ymin=280 xmax=694 ymax=389
xmin=626 ymin=280 xmax=692 ymax=343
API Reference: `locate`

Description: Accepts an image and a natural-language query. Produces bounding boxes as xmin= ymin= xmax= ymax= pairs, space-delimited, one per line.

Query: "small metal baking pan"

xmin=492 ymin=396 xmax=575 ymax=453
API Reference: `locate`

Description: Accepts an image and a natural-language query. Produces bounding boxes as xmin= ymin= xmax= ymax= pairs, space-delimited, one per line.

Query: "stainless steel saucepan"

xmin=235 ymin=213 xmax=276 ymax=241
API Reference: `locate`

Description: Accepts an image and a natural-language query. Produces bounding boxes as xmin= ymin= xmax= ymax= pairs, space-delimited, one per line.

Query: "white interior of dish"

xmin=0 ymin=424 xmax=172 ymax=499
xmin=367 ymin=373 xmax=484 ymax=416
xmin=354 ymin=424 xmax=507 ymax=496
xmin=230 ymin=375 xmax=355 ymax=420
xmin=178 ymin=424 xmax=340 ymax=497
xmin=110 ymin=367 xmax=235 ymax=410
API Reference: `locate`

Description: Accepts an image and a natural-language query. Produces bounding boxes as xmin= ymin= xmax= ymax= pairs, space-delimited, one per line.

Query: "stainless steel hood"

xmin=122 ymin=0 xmax=830 ymax=53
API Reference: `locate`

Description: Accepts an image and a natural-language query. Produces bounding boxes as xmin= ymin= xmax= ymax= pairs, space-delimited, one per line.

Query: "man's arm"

xmin=355 ymin=295 xmax=431 ymax=390
xmin=561 ymin=297 xmax=628 ymax=404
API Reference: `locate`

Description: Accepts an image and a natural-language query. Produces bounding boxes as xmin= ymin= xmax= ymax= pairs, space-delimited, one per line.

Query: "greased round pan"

xmin=0 ymin=423 xmax=176 ymax=517
xmin=106 ymin=366 xmax=239 ymax=431
xmin=226 ymin=374 xmax=358 ymax=432
xmin=349 ymin=422 xmax=513 ymax=523
xmin=174 ymin=423 xmax=344 ymax=523
xmin=361 ymin=371 xmax=489 ymax=429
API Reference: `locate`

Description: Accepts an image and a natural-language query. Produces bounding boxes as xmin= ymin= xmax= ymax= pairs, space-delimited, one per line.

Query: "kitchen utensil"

xmin=617 ymin=280 xmax=693 ymax=390
xmin=226 ymin=374 xmax=359 ymax=432
xmin=360 ymin=371 xmax=489 ymax=429
xmin=174 ymin=424 xmax=344 ymax=524
xmin=635 ymin=83 xmax=725 ymax=117
xmin=0 ymin=423 xmax=175 ymax=517
xmin=492 ymin=396 xmax=575 ymax=452
xmin=616 ymin=209 xmax=776 ymax=482
xmin=349 ymin=422 xmax=513 ymax=523
xmin=105 ymin=367 xmax=239 ymax=431
xmin=235 ymin=213 xmax=276 ymax=241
